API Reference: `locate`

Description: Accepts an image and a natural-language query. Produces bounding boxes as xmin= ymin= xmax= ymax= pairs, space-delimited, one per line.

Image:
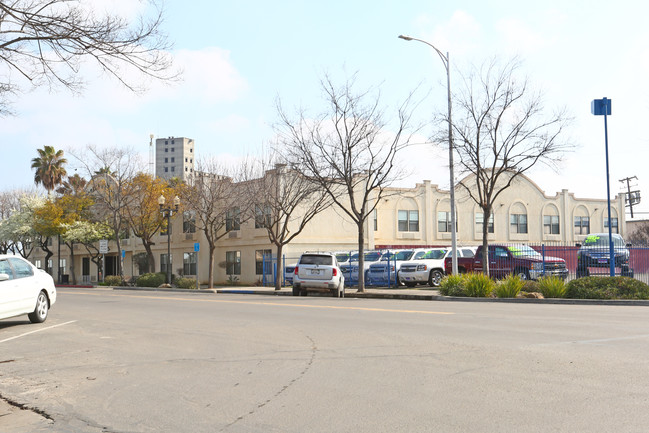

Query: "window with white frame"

xmin=183 ymin=252 xmax=197 ymax=275
xmin=543 ymin=215 xmax=560 ymax=234
xmin=160 ymin=253 xmax=171 ymax=274
xmin=574 ymin=216 xmax=590 ymax=235
xmin=510 ymin=214 xmax=528 ymax=234
xmin=226 ymin=251 xmax=241 ymax=275
xmin=604 ymin=217 xmax=619 ymax=233
xmin=255 ymin=204 xmax=272 ymax=229
xmin=398 ymin=210 xmax=419 ymax=232
xmin=438 ymin=211 xmax=456 ymax=233
xmin=226 ymin=207 xmax=240 ymax=231
xmin=476 ymin=212 xmax=494 ymax=233
xmin=183 ymin=211 xmax=196 ymax=233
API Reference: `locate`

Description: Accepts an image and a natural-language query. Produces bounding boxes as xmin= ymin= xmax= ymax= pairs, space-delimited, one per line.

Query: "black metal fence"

xmin=279 ymin=243 xmax=649 ymax=288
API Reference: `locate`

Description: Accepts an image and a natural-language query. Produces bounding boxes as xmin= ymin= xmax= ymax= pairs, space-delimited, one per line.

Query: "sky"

xmin=1 ymin=0 xmax=648 ymax=220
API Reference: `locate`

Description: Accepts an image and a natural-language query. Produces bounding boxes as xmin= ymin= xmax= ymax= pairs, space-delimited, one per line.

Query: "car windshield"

xmin=335 ymin=253 xmax=350 ymax=262
xmin=507 ymin=245 xmax=541 ymax=258
xmin=349 ymin=252 xmax=380 ymax=262
xmin=299 ymin=254 xmax=333 ymax=266
xmin=364 ymin=252 xmax=381 ymax=261
xmin=381 ymin=251 xmax=414 ymax=261
xmin=421 ymin=249 xmax=447 ymax=260
xmin=583 ymin=234 xmax=626 ymax=248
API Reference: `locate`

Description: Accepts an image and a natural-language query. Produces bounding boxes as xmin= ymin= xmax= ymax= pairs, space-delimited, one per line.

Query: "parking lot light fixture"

xmin=399 ymin=34 xmax=458 ymax=274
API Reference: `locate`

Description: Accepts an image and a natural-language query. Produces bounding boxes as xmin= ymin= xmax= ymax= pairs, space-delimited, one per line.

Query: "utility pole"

xmin=619 ymin=176 xmax=641 ymax=218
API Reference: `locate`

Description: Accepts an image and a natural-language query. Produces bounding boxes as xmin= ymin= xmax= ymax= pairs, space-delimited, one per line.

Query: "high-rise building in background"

xmin=155 ymin=137 xmax=195 ymax=181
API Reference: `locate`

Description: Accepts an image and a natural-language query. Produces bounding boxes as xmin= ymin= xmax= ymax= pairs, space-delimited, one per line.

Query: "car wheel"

xmin=428 ymin=270 xmax=444 ymax=287
xmin=292 ymin=285 xmax=300 ymax=296
xmin=515 ymin=268 xmax=530 ymax=280
xmin=300 ymin=289 xmax=308 ymax=296
xmin=28 ymin=291 xmax=49 ymax=323
xmin=339 ymin=284 xmax=345 ymax=298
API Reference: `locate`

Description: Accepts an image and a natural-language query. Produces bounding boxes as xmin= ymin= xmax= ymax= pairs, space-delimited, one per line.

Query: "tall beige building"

xmin=155 ymin=137 xmax=195 ymax=181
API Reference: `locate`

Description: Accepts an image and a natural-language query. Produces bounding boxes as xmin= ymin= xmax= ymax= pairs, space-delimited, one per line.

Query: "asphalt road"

xmin=2 ymin=288 xmax=649 ymax=433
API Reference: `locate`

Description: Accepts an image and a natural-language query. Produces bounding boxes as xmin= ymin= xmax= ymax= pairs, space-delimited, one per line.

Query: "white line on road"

xmin=0 ymin=320 xmax=77 ymax=344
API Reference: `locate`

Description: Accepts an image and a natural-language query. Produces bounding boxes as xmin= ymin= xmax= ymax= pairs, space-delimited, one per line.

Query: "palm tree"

xmin=31 ymin=146 xmax=67 ymax=194
xmin=56 ymin=173 xmax=87 ymax=196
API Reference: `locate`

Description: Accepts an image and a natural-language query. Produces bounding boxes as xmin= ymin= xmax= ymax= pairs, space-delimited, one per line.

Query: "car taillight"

xmin=333 ymin=268 xmax=338 ymax=276
xmin=294 ymin=266 xmax=298 ymax=275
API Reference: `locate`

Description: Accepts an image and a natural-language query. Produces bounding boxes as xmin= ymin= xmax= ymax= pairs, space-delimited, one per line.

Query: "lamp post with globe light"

xmin=158 ymin=195 xmax=180 ymax=284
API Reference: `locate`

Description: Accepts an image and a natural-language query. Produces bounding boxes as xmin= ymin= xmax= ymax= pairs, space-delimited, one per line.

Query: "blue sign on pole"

xmin=121 ymin=249 xmax=126 ymax=258
xmin=591 ymin=98 xmax=611 ymax=116
xmin=591 ymin=97 xmax=616 ymax=277
xmin=194 ymin=242 xmax=200 ymax=252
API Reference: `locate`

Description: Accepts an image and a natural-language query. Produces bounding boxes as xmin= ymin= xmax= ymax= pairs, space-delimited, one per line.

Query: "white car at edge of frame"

xmin=0 ymin=255 xmax=57 ymax=323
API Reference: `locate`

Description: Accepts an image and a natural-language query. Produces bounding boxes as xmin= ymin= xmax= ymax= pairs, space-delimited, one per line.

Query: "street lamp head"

xmin=158 ymin=194 xmax=165 ymax=209
xmin=173 ymin=195 xmax=180 ymax=209
xmin=398 ymin=35 xmax=413 ymax=41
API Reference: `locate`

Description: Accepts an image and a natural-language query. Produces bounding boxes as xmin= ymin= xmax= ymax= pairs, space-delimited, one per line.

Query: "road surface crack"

xmin=220 ymin=334 xmax=317 ymax=431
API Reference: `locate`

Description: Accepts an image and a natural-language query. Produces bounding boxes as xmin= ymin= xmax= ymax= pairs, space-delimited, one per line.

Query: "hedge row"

xmin=439 ymin=273 xmax=649 ymax=300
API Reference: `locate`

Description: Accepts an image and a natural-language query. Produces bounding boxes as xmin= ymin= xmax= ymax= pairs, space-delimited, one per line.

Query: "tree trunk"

xmin=115 ymin=236 xmax=123 ymax=281
xmin=44 ymin=250 xmax=53 ymax=276
xmin=208 ymin=244 xmax=216 ymax=289
xmin=481 ymin=207 xmax=492 ymax=276
xmin=143 ymin=242 xmax=155 ymax=273
xmin=357 ymin=221 xmax=365 ymax=293
xmin=275 ymin=243 xmax=283 ymax=291
xmin=68 ymin=242 xmax=77 ymax=284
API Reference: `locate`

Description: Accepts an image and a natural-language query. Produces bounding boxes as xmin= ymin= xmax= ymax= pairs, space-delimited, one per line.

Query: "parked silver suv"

xmin=293 ymin=252 xmax=345 ymax=297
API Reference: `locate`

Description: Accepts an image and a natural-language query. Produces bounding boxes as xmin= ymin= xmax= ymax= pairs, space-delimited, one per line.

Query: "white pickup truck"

xmin=398 ymin=247 xmax=476 ymax=287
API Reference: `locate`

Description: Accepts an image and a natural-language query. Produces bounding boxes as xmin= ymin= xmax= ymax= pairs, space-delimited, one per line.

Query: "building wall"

xmin=34 ymin=172 xmax=627 ymax=286
xmin=155 ymin=137 xmax=195 ymax=181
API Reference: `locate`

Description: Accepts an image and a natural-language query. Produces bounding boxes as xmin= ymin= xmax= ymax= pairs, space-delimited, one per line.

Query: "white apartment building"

xmin=155 ymin=137 xmax=196 ymax=181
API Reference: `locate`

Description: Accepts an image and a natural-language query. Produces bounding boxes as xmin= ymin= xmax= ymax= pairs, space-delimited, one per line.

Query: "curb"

xmin=71 ymin=286 xmax=649 ymax=306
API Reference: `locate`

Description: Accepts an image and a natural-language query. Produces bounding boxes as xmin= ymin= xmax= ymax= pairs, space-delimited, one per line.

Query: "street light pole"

xmin=158 ymin=195 xmax=180 ymax=285
xmin=399 ymin=35 xmax=458 ymax=274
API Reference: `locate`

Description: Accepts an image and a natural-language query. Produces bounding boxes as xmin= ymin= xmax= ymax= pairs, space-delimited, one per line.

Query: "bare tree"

xmin=72 ymin=145 xmax=142 ymax=281
xmin=276 ymin=74 xmax=422 ymax=291
xmin=182 ymin=159 xmax=245 ymax=288
xmin=628 ymin=222 xmax=649 ymax=246
xmin=447 ymin=58 xmax=572 ymax=275
xmin=243 ymin=156 xmax=330 ymax=291
xmin=0 ymin=0 xmax=177 ymax=115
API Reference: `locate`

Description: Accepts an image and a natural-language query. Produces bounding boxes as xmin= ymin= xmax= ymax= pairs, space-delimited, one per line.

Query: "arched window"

xmin=436 ymin=199 xmax=455 ymax=233
xmin=603 ymin=208 xmax=619 ymax=233
xmin=510 ymin=202 xmax=528 ymax=234
xmin=573 ymin=206 xmax=590 ymax=235
xmin=543 ymin=204 xmax=560 ymax=235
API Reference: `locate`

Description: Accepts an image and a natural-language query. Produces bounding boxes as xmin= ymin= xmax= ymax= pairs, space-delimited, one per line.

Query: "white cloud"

xmin=495 ymin=18 xmax=546 ymax=54
xmin=430 ymin=10 xmax=482 ymax=58
xmin=203 ymin=114 xmax=251 ymax=135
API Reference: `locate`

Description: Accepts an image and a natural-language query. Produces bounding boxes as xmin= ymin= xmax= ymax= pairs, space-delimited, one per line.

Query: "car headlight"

xmin=417 ymin=264 xmax=427 ymax=271
xmin=531 ymin=262 xmax=543 ymax=270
